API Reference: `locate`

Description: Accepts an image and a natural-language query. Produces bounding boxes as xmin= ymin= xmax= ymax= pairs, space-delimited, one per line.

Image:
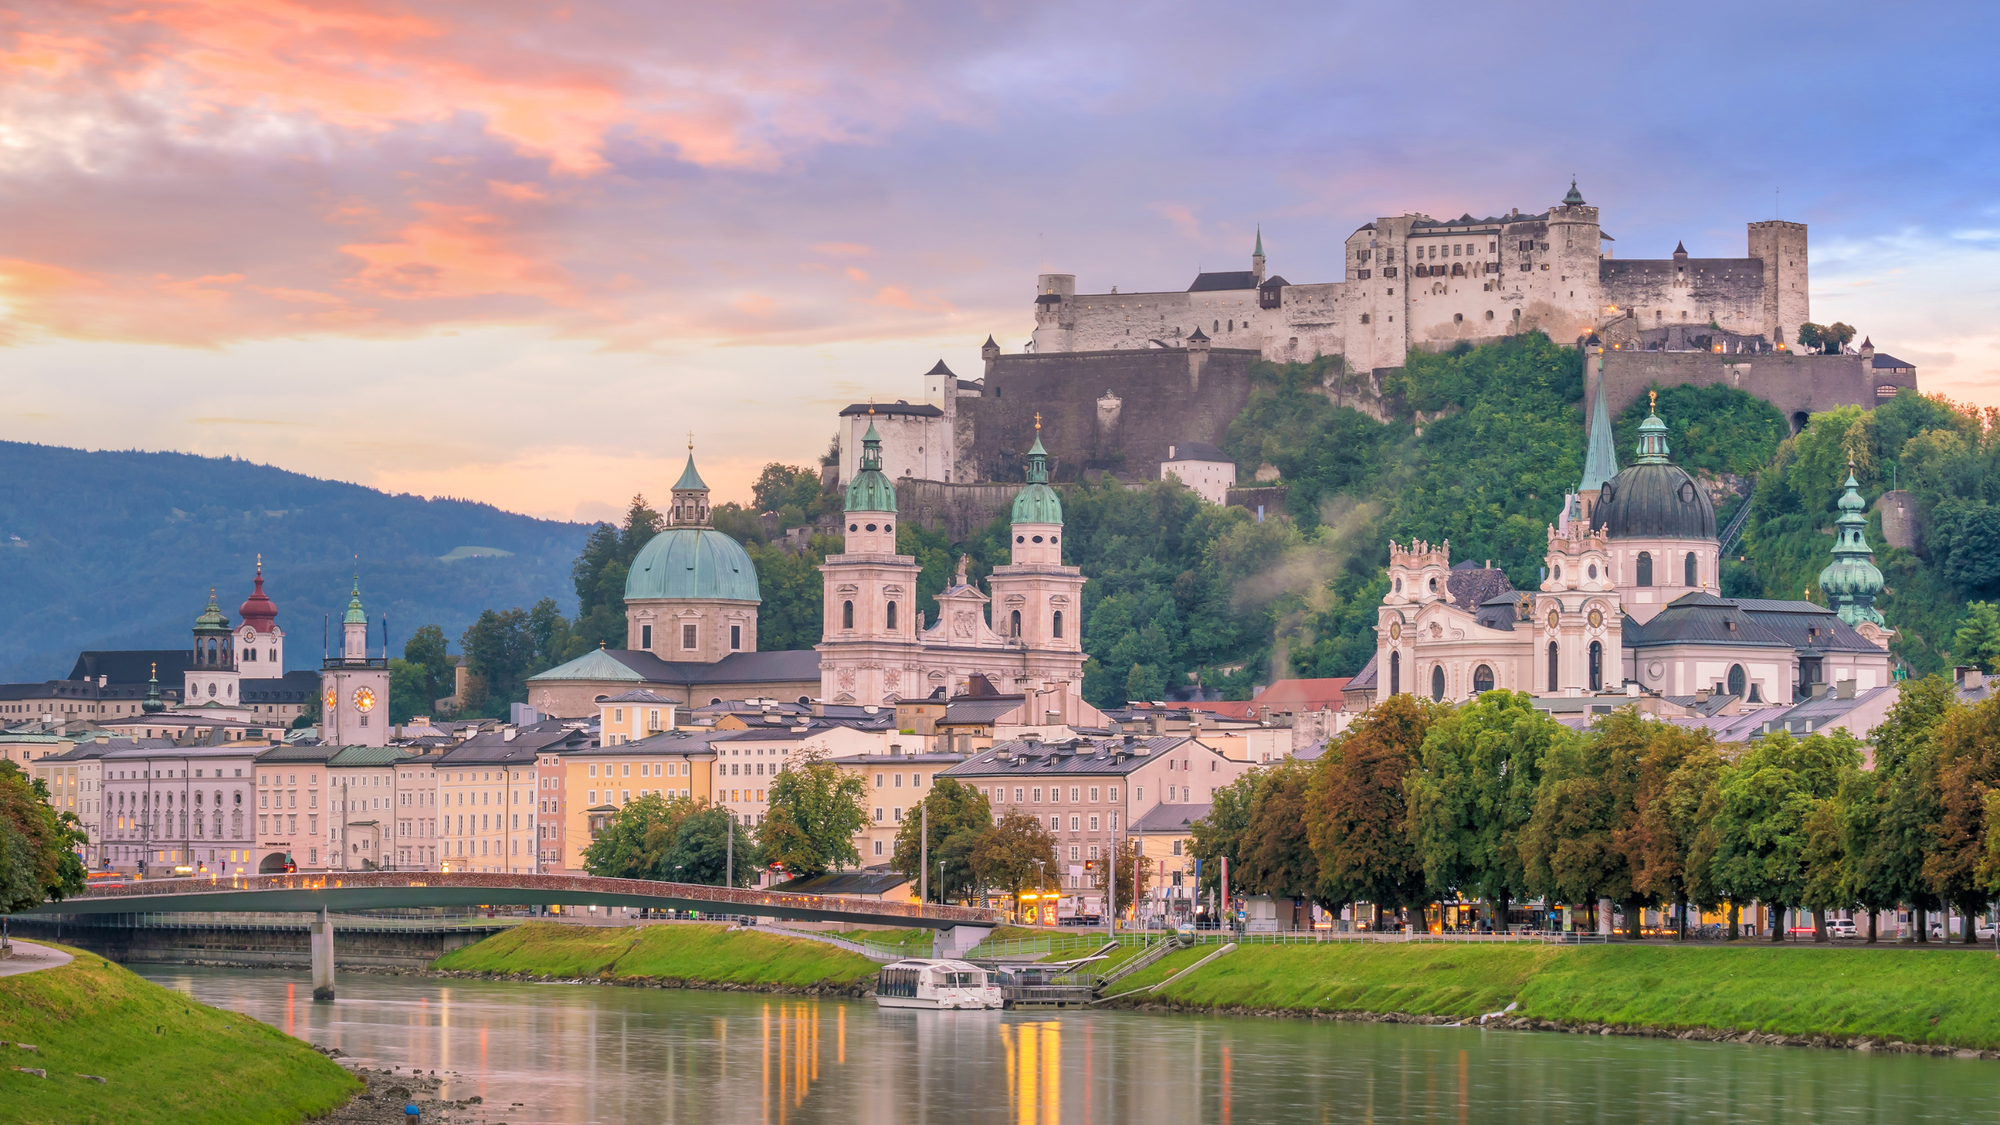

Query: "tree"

xmin=1108 ymin=836 xmax=1150 ymax=915
xmin=0 ymin=763 xmax=86 ymax=912
xmin=1954 ymin=603 xmax=2000 ymax=673
xmin=970 ymin=810 xmax=1059 ymax=904
xmin=1925 ymin=695 xmax=2000 ymax=941
xmin=1855 ymin=676 xmax=1958 ymax=939
xmin=570 ymin=495 xmax=663 ymax=652
xmin=459 ymin=598 xmax=577 ymax=716
xmin=1406 ymin=690 xmax=1564 ymax=930
xmin=1711 ymin=730 xmax=1862 ymax=942
xmin=1519 ymin=721 xmax=1639 ymax=935
xmin=1188 ymin=771 xmax=1259 ymax=896
xmin=1305 ymin=695 xmax=1437 ymax=928
xmin=403 ymin=624 xmax=454 ymax=703
xmin=757 ymin=751 xmax=868 ymax=878
xmin=666 ymin=804 xmax=756 ymax=888
xmin=1235 ymin=759 xmax=1320 ymax=903
xmin=580 ymin=793 xmax=698 ymax=881
xmin=1624 ymin=717 xmax=1723 ymax=937
xmin=891 ymin=779 xmax=993 ymax=901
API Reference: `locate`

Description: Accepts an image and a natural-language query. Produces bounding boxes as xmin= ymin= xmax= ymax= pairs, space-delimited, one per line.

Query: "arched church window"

xmin=1430 ymin=665 xmax=1445 ymax=701
xmin=1473 ymin=665 xmax=1494 ymax=694
xmin=1727 ymin=664 xmax=1747 ymax=698
xmin=1428 ymin=577 xmax=1438 ymax=593
xmin=1684 ymin=552 xmax=1698 ymax=587
xmin=1052 ymin=611 xmax=1064 ymax=639
xmin=842 ymin=601 xmax=854 ymax=630
xmin=1588 ymin=641 xmax=1603 ymax=692
xmin=1637 ymin=551 xmax=1653 ymax=587
xmin=1010 ymin=610 xmax=1022 ymax=639
xmin=1389 ymin=651 xmax=1401 ymax=695
xmin=1547 ymin=643 xmax=1559 ymax=692
xmin=886 ymin=602 xmax=898 ymax=631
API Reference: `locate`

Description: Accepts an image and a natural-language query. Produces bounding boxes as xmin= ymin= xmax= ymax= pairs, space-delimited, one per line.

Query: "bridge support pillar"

xmin=933 ymin=924 xmax=992 ymax=960
xmin=310 ymin=907 xmax=335 ymax=1002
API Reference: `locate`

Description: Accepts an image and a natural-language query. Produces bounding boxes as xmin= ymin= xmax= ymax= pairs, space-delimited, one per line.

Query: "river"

xmin=136 ymin=965 xmax=1991 ymax=1124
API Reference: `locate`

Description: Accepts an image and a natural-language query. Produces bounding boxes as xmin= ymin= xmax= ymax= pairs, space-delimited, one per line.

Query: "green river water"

xmin=137 ymin=965 xmax=1996 ymax=1125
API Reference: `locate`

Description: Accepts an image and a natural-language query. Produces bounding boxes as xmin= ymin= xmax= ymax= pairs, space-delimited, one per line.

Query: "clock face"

xmin=1587 ymin=608 xmax=1605 ymax=629
xmin=1547 ymin=609 xmax=1561 ymax=630
xmin=353 ymin=687 xmax=376 ymax=713
xmin=323 ymin=687 xmax=337 ymax=711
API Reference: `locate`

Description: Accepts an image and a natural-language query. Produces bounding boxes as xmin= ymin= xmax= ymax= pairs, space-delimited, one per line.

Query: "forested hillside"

xmin=441 ymin=332 xmax=1994 ymax=714
xmin=0 ymin=442 xmax=588 ymax=682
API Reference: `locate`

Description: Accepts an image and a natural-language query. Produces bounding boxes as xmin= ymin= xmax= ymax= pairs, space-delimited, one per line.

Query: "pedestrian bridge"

xmin=25 ymin=872 xmax=1002 ymax=998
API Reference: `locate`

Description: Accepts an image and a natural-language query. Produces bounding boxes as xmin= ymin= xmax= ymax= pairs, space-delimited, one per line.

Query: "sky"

xmin=3 ymin=0 xmax=1997 ymax=523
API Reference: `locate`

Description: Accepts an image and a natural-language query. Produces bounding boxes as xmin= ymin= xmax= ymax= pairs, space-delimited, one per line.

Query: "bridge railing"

xmin=30 ymin=910 xmax=530 ymax=933
xmin=52 ymin=871 xmax=1007 ymax=926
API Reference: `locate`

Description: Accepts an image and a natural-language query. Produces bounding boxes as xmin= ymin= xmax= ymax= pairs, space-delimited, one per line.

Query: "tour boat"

xmin=873 ymin=958 xmax=1004 ymax=1010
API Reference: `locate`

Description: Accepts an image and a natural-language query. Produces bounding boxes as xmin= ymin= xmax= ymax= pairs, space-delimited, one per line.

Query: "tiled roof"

xmin=944 ymin=735 xmax=1203 ymax=779
xmin=1130 ymin=802 xmax=1212 ymax=833
xmin=530 ymin=648 xmax=821 ymax=688
xmin=1164 ymin=441 xmax=1229 ymax=463
xmin=839 ymin=401 xmax=944 ymax=418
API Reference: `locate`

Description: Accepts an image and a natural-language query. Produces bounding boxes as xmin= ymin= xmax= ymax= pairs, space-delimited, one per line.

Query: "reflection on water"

xmin=137 ymin=965 xmax=1994 ymax=1125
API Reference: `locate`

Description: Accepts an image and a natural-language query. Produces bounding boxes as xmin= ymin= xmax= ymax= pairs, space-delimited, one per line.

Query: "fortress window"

xmin=1053 ymin=611 xmax=1064 ymax=639
xmin=1454 ymin=313 xmax=1463 ymax=323
xmin=885 ymin=602 xmax=898 ymax=631
xmin=1361 ymin=314 xmax=1370 ymax=325
xmin=1520 ymin=263 xmax=1531 ymax=272
xmin=1431 ymin=665 xmax=1446 ymax=701
xmin=1454 ymin=245 xmax=1462 ymax=255
xmin=1489 ymin=241 xmax=1496 ymax=252
xmin=1684 ymin=552 xmax=1698 ymax=587
xmin=1385 ymin=250 xmax=1394 ymax=263
xmin=842 ymin=601 xmax=854 ymax=630
xmin=1520 ymin=240 xmax=1533 ymax=251
xmin=1485 ymin=310 xmax=1495 ymax=320
xmin=1637 ymin=551 xmax=1653 ymax=587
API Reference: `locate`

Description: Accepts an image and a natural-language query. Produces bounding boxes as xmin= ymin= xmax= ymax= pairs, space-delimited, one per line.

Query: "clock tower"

xmin=320 ymin=575 xmax=391 ymax=746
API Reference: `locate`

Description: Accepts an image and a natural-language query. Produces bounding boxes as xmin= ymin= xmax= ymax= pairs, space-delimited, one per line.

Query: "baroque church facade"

xmin=815 ymin=416 xmax=1096 ymax=722
xmin=1348 ymin=341 xmax=1894 ymax=710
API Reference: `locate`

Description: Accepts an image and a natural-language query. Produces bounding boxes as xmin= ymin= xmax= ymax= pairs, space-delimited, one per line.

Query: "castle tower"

xmin=1547 ymin=180 xmax=1604 ymax=338
xmin=184 ymin=589 xmax=239 ymax=708
xmin=1819 ymin=463 xmax=1887 ymax=627
xmin=322 ymin=573 xmax=390 ymax=746
xmin=816 ymin=415 xmax=921 ymax=704
xmin=236 ymin=555 xmax=285 ymax=672
xmin=1747 ymin=220 xmax=1809 ymax=347
xmin=985 ymin=415 xmax=1088 ymax=722
xmin=1252 ymin=227 xmax=1266 ymax=286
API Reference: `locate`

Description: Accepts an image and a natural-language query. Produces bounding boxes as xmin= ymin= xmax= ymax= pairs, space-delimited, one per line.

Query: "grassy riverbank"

xmin=1111 ymin=941 xmax=2000 ymax=1049
xmin=0 ymin=946 xmax=357 ymax=1125
xmin=432 ymin=922 xmax=880 ymax=989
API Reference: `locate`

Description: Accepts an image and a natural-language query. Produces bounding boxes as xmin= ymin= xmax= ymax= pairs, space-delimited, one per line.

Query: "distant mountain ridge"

xmin=0 ymin=441 xmax=591 ymax=682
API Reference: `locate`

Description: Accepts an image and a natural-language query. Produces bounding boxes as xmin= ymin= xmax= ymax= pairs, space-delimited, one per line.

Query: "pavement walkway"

xmin=0 ymin=939 xmax=74 ymax=979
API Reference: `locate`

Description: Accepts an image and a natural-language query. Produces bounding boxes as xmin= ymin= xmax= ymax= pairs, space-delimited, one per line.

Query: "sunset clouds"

xmin=2 ymin=0 xmax=1996 ymax=516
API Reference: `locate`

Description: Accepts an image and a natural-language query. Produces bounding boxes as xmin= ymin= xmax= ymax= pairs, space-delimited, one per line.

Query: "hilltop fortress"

xmin=1029 ymin=181 xmax=1809 ymax=372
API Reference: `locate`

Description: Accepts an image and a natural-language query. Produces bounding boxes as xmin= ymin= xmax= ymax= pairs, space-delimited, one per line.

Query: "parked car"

xmin=1976 ymin=923 xmax=1997 ymax=941
xmin=1827 ymin=920 xmax=1857 ymax=939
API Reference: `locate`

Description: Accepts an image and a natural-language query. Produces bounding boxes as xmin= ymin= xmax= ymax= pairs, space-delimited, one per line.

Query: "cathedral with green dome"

xmin=1349 ymin=344 xmax=1895 ymax=714
xmin=815 ymin=411 xmax=1096 ymax=721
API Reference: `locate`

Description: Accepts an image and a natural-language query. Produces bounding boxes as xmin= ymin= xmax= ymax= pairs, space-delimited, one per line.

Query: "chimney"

xmin=502 ymin=725 xmax=518 ymax=742
xmin=1695 ymin=687 xmax=1711 ymax=704
xmin=1107 ymin=719 xmax=1122 ymax=736
xmin=1835 ymin=679 xmax=1856 ymax=700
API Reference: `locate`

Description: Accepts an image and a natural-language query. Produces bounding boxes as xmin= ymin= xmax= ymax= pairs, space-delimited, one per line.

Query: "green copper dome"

xmin=1818 ymin=467 xmax=1885 ymax=626
xmin=1591 ymin=401 xmax=1716 ymax=541
xmin=1011 ymin=430 xmax=1064 ymax=525
xmin=625 ymin=527 xmax=762 ymax=603
xmin=845 ymin=420 xmax=898 ymax=514
xmin=193 ymin=589 xmax=230 ymax=632
xmin=343 ymin=576 xmax=368 ymax=625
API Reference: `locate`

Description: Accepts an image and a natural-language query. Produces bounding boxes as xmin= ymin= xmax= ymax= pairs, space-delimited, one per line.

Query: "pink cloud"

xmin=341 ymin=203 xmax=575 ymax=303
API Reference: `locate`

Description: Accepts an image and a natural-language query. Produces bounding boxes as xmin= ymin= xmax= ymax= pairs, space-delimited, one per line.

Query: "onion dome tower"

xmin=842 ymin=414 xmax=899 ymax=554
xmin=1818 ymin=463 xmax=1886 ymax=627
xmin=142 ymin=662 xmax=166 ymax=714
xmin=237 ymin=555 xmax=278 ymax=634
xmin=1590 ymin=394 xmax=1717 ymax=542
xmin=192 ymin=589 xmax=234 ymax=670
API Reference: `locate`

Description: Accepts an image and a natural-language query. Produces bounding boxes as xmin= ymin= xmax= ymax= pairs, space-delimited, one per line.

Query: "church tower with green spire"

xmin=321 ymin=570 xmax=390 ymax=747
xmin=1819 ymin=464 xmax=1888 ymax=628
xmin=986 ymin=413 xmax=1089 ymax=720
xmin=816 ymin=408 xmax=921 ymax=703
